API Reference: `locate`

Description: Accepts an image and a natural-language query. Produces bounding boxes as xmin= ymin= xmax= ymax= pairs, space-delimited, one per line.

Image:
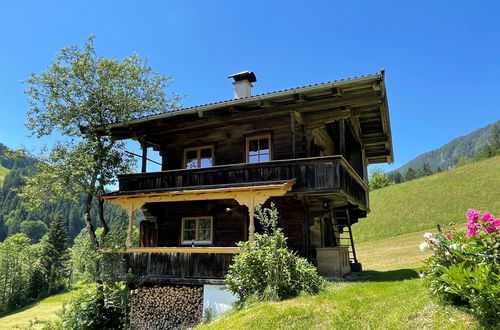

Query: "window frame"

xmin=183 ymin=145 xmax=215 ymax=169
xmin=180 ymin=216 xmax=214 ymax=245
xmin=245 ymin=134 xmax=272 ymax=163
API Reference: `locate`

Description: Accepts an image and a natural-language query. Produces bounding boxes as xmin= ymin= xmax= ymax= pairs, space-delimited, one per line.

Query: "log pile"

xmin=130 ymin=285 xmax=203 ymax=330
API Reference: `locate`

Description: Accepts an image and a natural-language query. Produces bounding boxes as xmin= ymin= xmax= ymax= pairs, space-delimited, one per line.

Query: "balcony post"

xmin=141 ymin=140 xmax=147 ymax=173
xmin=248 ymin=196 xmax=255 ymax=241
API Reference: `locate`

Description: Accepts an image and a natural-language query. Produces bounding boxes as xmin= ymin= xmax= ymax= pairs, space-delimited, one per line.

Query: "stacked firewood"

xmin=130 ymin=285 xmax=203 ymax=330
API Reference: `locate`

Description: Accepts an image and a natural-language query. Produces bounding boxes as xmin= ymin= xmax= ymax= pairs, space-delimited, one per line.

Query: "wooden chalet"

xmin=96 ymin=70 xmax=393 ymax=284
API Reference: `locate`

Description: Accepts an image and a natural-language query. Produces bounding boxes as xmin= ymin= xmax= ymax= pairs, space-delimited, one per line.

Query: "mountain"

xmin=393 ymin=120 xmax=500 ymax=175
xmin=354 ymin=155 xmax=500 ymax=243
xmin=0 ymin=142 xmax=127 ymax=242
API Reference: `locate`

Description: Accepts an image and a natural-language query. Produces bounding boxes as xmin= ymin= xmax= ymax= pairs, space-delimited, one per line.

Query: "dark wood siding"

xmin=140 ymin=197 xmax=306 ymax=254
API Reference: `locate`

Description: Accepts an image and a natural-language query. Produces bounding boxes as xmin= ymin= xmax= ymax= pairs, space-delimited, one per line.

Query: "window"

xmin=183 ymin=145 xmax=214 ymax=169
xmin=181 ymin=217 xmax=213 ymax=245
xmin=246 ymin=134 xmax=271 ymax=163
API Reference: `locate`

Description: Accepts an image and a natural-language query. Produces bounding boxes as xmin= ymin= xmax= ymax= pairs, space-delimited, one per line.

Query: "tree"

xmin=39 ymin=217 xmax=70 ymax=296
xmin=387 ymin=170 xmax=403 ymax=184
xmin=368 ymin=168 xmax=395 ymax=191
xmin=21 ymin=35 xmax=180 ymax=248
xmin=20 ymin=220 xmax=48 ymax=243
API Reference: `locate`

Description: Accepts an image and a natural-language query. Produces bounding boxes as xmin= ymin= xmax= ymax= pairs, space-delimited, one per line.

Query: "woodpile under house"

xmin=95 ymin=70 xmax=394 ymax=328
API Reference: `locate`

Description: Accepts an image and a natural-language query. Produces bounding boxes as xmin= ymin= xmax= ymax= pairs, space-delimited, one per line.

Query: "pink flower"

xmin=465 ymin=229 xmax=478 ymax=238
xmin=466 ymin=209 xmax=480 ymax=222
xmin=485 ymin=225 xmax=498 ymax=234
xmin=492 ymin=220 xmax=500 ymax=227
xmin=445 ymin=233 xmax=453 ymax=239
xmin=466 ymin=222 xmax=481 ymax=231
xmin=481 ymin=213 xmax=495 ymax=222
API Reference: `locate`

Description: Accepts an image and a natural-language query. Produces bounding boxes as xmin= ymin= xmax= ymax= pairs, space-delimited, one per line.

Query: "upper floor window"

xmin=183 ymin=145 xmax=214 ymax=169
xmin=181 ymin=216 xmax=213 ymax=245
xmin=246 ymin=134 xmax=271 ymax=163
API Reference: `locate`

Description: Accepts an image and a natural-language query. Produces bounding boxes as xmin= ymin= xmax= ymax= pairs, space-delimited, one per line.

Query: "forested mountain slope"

xmin=0 ymin=142 xmax=127 ymax=242
xmin=394 ymin=120 xmax=500 ymax=173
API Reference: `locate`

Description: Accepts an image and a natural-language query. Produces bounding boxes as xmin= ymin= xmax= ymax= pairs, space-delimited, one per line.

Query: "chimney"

xmin=228 ymin=71 xmax=257 ymax=99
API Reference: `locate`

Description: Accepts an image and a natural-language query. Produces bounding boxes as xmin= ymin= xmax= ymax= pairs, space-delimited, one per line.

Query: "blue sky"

xmin=1 ymin=1 xmax=499 ymax=172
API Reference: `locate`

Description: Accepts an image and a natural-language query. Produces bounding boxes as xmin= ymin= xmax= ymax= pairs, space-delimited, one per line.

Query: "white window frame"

xmin=183 ymin=145 xmax=215 ymax=169
xmin=246 ymin=134 xmax=272 ymax=163
xmin=181 ymin=216 xmax=213 ymax=245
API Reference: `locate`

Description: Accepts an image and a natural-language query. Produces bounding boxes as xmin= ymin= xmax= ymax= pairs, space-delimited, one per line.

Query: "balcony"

xmin=119 ymin=247 xmax=238 ymax=284
xmin=116 ymin=156 xmax=368 ymax=208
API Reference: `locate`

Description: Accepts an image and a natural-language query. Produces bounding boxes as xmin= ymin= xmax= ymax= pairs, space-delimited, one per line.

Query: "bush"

xmin=59 ymin=282 xmax=130 ymax=330
xmin=420 ymin=209 xmax=500 ymax=327
xmin=225 ymin=204 xmax=324 ymax=302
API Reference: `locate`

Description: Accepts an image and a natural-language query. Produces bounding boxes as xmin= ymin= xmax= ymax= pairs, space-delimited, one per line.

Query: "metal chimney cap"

xmin=228 ymin=71 xmax=257 ymax=83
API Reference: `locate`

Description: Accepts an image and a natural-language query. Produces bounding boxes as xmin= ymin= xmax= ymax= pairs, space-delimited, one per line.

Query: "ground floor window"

xmin=181 ymin=216 xmax=213 ymax=245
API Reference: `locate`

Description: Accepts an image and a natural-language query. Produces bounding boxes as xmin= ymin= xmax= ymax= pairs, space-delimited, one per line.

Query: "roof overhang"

xmin=92 ymin=71 xmax=393 ymax=164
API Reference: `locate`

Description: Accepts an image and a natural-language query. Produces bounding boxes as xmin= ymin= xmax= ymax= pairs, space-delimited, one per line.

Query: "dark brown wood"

xmin=124 ymin=252 xmax=235 ymax=281
xmin=115 ymin=156 xmax=367 ymax=208
xmin=141 ymin=141 xmax=147 ymax=173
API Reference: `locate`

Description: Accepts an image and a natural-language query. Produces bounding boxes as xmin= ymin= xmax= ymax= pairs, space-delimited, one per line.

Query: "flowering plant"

xmin=420 ymin=209 xmax=500 ymax=327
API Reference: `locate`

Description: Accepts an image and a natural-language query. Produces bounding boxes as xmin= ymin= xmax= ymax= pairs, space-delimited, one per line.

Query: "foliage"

xmin=368 ymin=167 xmax=395 ymax=191
xmin=40 ymin=217 xmax=70 ymax=296
xmin=353 ymin=156 xmax=500 ymax=243
xmin=420 ymin=210 xmax=500 ymax=327
xmin=59 ymin=282 xmax=130 ymax=330
xmin=20 ymin=220 xmax=47 ymax=243
xmin=225 ymin=204 xmax=324 ymax=302
xmin=21 ymin=35 xmax=180 ymax=247
xmin=0 ymin=234 xmax=41 ymax=315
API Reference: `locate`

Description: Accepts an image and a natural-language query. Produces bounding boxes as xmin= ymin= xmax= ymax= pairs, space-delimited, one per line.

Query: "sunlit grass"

xmin=197 ymin=231 xmax=476 ymax=330
xmin=0 ymin=291 xmax=74 ymax=329
xmin=0 ymin=164 xmax=9 ymax=187
xmin=354 ymin=156 xmax=500 ymax=243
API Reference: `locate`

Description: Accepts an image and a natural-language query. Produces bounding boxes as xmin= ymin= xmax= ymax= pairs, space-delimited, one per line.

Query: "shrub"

xmin=59 ymin=282 xmax=130 ymax=330
xmin=420 ymin=209 xmax=500 ymax=327
xmin=225 ymin=204 xmax=324 ymax=302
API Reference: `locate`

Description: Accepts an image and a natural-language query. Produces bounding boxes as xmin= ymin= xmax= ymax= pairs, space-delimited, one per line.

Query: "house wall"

xmin=141 ymin=196 xmax=306 ymax=255
xmin=159 ymin=112 xmax=308 ymax=170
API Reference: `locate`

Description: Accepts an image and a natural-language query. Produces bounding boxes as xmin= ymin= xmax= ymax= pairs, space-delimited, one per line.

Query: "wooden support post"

xmin=248 ymin=196 xmax=255 ymax=242
xmin=290 ymin=111 xmax=296 ymax=158
xmin=127 ymin=208 xmax=134 ymax=247
xmin=339 ymin=119 xmax=346 ymax=156
xmin=141 ymin=141 xmax=147 ymax=173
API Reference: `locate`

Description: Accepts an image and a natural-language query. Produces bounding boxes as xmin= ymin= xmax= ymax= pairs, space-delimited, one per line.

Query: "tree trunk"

xmin=83 ymin=193 xmax=99 ymax=248
xmin=98 ymin=198 xmax=109 ymax=236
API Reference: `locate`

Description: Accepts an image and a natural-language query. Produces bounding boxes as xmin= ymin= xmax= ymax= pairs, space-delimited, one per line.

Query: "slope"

xmin=354 ymin=155 xmax=500 ymax=243
xmin=0 ymin=165 xmax=9 ymax=187
xmin=394 ymin=119 xmax=499 ymax=173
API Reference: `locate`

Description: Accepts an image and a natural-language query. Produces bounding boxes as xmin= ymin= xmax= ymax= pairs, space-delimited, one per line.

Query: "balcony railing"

xmin=118 ymin=247 xmax=238 ymax=284
xmin=117 ymin=156 xmax=368 ymax=207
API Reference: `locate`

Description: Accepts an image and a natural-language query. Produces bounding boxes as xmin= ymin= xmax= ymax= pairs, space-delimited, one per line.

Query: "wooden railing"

xmin=120 ymin=248 xmax=238 ymax=283
xmin=117 ymin=156 xmax=368 ymax=207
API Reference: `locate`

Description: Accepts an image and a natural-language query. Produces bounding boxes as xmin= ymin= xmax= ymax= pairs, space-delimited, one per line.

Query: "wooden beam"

xmin=339 ymin=119 xmax=346 ymax=156
xmin=290 ymin=111 xmax=296 ymax=158
xmin=141 ymin=140 xmax=147 ymax=173
xmin=102 ymin=246 xmax=240 ymax=254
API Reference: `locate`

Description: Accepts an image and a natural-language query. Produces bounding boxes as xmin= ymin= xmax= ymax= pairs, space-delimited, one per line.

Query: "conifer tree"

xmin=40 ymin=217 xmax=70 ymax=296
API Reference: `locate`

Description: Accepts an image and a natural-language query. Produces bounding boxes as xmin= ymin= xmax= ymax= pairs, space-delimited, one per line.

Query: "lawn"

xmin=0 ymin=291 xmax=73 ymax=329
xmin=198 ymin=229 xmax=476 ymax=330
xmin=353 ymin=156 xmax=500 ymax=243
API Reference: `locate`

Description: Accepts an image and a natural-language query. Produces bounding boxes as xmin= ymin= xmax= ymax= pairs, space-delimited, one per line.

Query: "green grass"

xmin=198 ymin=230 xmax=476 ymax=330
xmin=0 ymin=164 xmax=9 ymax=187
xmin=0 ymin=291 xmax=73 ymax=329
xmin=353 ymin=156 xmax=500 ymax=244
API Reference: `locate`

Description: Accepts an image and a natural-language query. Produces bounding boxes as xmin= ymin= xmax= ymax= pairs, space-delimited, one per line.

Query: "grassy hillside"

xmin=0 ymin=164 xmax=9 ymax=186
xmin=0 ymin=291 xmax=73 ymax=329
xmin=354 ymin=156 xmax=500 ymax=244
xmin=198 ymin=230 xmax=474 ymax=330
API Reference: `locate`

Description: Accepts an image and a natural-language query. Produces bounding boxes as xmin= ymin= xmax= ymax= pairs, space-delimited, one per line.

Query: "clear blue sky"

xmin=1 ymin=1 xmax=499 ymax=172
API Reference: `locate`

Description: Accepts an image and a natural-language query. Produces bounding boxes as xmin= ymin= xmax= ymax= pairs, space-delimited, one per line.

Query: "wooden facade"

xmin=97 ymin=71 xmax=393 ymax=282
